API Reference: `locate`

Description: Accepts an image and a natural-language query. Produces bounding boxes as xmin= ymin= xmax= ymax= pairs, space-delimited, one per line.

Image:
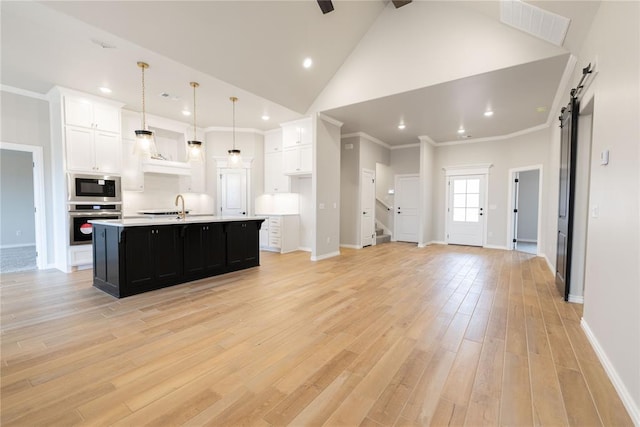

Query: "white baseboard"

xmin=429 ymin=240 xmax=447 ymax=245
xmin=544 ymin=254 xmax=555 ymax=275
xmin=340 ymin=244 xmax=361 ymax=249
xmin=517 ymin=238 xmax=537 ymax=243
xmin=568 ymin=294 xmax=584 ymax=304
xmin=581 ymin=319 xmax=640 ymax=426
xmin=0 ymin=243 xmax=36 ymax=249
xmin=297 ymin=246 xmax=311 ymax=253
xmin=311 ymin=251 xmax=340 ymax=262
xmin=483 ymin=244 xmax=509 ymax=250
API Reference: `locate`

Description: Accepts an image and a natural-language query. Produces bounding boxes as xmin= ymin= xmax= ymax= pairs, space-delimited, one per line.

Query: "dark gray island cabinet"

xmin=91 ymin=217 xmax=265 ymax=298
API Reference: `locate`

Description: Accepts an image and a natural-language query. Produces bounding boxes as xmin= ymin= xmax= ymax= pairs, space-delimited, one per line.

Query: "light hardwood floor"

xmin=0 ymin=243 xmax=632 ymax=426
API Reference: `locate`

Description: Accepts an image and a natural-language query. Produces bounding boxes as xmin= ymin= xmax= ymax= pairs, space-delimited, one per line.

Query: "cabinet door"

xmin=264 ymin=130 xmax=283 ymax=153
xmin=94 ymin=131 xmax=121 ymax=174
xmin=203 ymin=223 xmax=226 ymax=272
xmin=64 ymin=97 xmax=93 ymax=128
xmin=226 ymin=222 xmax=259 ymax=268
xmin=299 ymin=144 xmax=312 ymax=174
xmin=282 ymin=124 xmax=304 ymax=148
xmin=282 ymin=146 xmax=300 ymax=175
xmin=265 ymin=151 xmax=290 ymax=193
xmin=65 ymin=126 xmax=95 ymax=172
xmin=93 ymin=103 xmax=120 ymax=133
xmin=124 ymin=227 xmax=155 ymax=288
xmin=154 ymin=226 xmax=183 ymax=284
xmin=299 ymin=118 xmax=312 ymax=145
xmin=180 ymin=161 xmax=205 ymax=193
xmin=183 ymin=224 xmax=206 ymax=276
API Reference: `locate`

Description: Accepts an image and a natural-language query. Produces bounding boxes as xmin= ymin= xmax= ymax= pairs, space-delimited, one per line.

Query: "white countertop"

xmin=90 ymin=216 xmax=266 ymax=228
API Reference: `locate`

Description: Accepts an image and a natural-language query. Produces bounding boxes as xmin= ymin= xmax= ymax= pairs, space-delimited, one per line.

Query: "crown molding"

xmin=1 ymin=85 xmax=48 ymax=101
xmin=342 ymin=132 xmax=391 ymax=149
xmin=204 ymin=126 xmax=265 ymax=135
xmin=317 ymin=113 xmax=344 ymax=128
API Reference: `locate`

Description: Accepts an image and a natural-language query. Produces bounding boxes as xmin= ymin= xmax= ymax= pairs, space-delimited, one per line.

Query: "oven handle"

xmin=68 ymin=211 xmax=122 ymax=217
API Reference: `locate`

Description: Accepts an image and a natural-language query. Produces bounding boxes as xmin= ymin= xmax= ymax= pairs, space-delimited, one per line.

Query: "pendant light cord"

xmin=232 ymin=98 xmax=236 ymax=150
xmin=193 ymin=83 xmax=197 ymax=139
xmin=138 ymin=62 xmax=148 ymax=131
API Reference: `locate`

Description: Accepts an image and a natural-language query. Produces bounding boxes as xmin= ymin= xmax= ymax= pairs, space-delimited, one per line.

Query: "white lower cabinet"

xmin=259 ymin=215 xmax=300 ymax=253
xmin=69 ymin=245 xmax=93 ymax=267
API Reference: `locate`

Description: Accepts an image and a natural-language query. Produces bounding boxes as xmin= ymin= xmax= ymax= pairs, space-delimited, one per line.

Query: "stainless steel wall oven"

xmin=69 ymin=204 xmax=121 ymax=245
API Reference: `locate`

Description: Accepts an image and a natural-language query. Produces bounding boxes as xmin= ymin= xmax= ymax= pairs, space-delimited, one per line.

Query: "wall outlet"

xmin=319 ymin=203 xmax=325 ymax=209
xmin=16 ymin=230 xmax=21 ymax=236
xmin=326 ymin=236 xmax=331 ymax=243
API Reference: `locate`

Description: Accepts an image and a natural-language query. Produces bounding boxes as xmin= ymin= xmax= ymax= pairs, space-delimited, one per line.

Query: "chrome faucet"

xmin=175 ymin=194 xmax=186 ymax=220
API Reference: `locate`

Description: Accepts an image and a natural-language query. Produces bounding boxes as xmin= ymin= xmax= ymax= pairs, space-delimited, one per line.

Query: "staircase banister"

xmin=375 ymin=197 xmax=393 ymax=211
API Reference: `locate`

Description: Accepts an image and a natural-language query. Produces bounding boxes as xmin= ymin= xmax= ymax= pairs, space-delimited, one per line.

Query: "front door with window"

xmin=447 ymin=175 xmax=485 ymax=246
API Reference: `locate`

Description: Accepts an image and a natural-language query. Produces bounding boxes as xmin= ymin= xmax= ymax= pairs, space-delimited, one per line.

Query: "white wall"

xmin=310 ymin=1 xmax=566 ymax=112
xmin=312 ymin=116 xmax=341 ymax=259
xmin=433 ymin=128 xmax=551 ymax=249
xmin=1 ymin=91 xmax=54 ymax=266
xmin=0 ymin=150 xmax=35 ymax=247
xmin=419 ymin=141 xmax=435 ymax=245
xmin=567 ymin=1 xmax=640 ymax=421
xmin=390 ymin=146 xmax=420 ymax=175
xmin=292 ymin=177 xmax=313 ymax=251
xmin=516 ymin=169 xmax=540 ymax=242
xmin=340 ymin=136 xmax=360 ymax=246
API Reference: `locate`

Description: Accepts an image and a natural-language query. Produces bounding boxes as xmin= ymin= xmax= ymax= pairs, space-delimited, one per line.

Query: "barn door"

xmin=555 ymin=97 xmax=579 ymax=301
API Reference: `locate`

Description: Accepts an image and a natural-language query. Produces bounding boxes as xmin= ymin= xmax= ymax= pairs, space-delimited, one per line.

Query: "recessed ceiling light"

xmin=398 ymin=123 xmax=406 ymax=130
xmin=484 ymin=110 xmax=494 ymax=117
xmin=99 ymin=87 xmax=112 ymax=94
xmin=182 ymin=110 xmax=191 ymax=116
xmin=303 ymin=58 xmax=313 ymax=69
xmin=262 ymin=115 xmax=270 ymax=121
xmin=457 ymin=127 xmax=465 ymax=134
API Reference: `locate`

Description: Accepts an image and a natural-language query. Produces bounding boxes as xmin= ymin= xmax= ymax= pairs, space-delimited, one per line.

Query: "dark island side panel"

xmin=92 ymin=219 xmax=264 ymax=298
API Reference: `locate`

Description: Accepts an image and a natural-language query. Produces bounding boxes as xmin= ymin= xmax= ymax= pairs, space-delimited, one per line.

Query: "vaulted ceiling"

xmin=1 ymin=1 xmax=600 ymax=145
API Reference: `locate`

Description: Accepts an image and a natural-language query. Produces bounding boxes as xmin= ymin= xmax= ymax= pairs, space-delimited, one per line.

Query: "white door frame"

xmin=443 ymin=164 xmax=492 ymax=247
xmin=1 ymin=142 xmax=47 ymax=269
xmin=360 ymin=168 xmax=375 ymax=247
xmin=393 ymin=173 xmax=419 ymax=243
xmin=506 ymin=165 xmax=543 ymax=255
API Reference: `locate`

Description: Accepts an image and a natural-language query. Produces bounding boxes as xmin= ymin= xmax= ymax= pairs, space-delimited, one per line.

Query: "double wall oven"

xmin=67 ymin=174 xmax=122 ymax=245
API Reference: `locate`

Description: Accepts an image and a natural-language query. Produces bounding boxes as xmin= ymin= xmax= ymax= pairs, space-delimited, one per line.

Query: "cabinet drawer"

xmin=268 ymin=217 xmax=282 ymax=227
xmin=269 ymin=236 xmax=281 ymax=248
xmin=269 ymin=228 xmax=281 ymax=238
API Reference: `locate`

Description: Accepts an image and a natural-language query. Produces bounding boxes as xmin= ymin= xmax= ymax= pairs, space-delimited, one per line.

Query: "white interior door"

xmin=361 ymin=169 xmax=375 ymax=247
xmin=219 ymin=168 xmax=247 ymax=217
xmin=447 ymin=174 xmax=485 ymax=246
xmin=394 ymin=174 xmax=419 ymax=243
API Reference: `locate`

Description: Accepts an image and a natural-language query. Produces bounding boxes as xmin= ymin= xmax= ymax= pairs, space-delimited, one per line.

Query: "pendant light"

xmin=227 ymin=96 xmax=242 ymax=167
xmin=186 ymin=82 xmax=203 ymax=162
xmin=134 ymin=61 xmax=157 ymax=157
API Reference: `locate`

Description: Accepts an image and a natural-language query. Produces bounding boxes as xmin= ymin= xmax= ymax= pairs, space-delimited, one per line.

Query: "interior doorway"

xmin=0 ymin=142 xmax=47 ymax=271
xmin=360 ymin=169 xmax=375 ymax=247
xmin=394 ymin=174 xmax=419 ymax=243
xmin=507 ymin=165 xmax=543 ymax=256
xmin=218 ymin=168 xmax=248 ymax=217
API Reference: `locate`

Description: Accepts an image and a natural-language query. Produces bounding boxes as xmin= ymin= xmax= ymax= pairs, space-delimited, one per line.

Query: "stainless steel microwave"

xmin=68 ymin=173 xmax=121 ymax=203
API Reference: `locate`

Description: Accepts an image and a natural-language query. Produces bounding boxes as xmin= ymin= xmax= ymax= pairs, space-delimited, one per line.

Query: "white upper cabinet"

xmin=64 ymin=96 xmax=120 ymax=133
xmin=264 ymin=129 xmax=290 ymax=193
xmin=63 ymin=94 xmax=122 ymax=174
xmin=281 ymin=117 xmax=312 ymax=175
xmin=281 ymin=117 xmax=312 ymax=148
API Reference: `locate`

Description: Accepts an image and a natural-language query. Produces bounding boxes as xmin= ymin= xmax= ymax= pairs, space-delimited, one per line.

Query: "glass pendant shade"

xmin=134 ymin=61 xmax=156 ymax=157
xmin=186 ymin=82 xmax=204 ymax=162
xmin=227 ymin=96 xmax=242 ymax=167
xmin=187 ymin=140 xmax=204 ymax=162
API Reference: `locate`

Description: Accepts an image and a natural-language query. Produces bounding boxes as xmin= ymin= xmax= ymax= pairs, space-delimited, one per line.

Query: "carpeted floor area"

xmin=0 ymin=245 xmax=37 ymax=273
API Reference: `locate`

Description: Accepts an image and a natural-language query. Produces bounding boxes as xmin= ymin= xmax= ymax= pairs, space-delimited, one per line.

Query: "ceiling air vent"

xmin=500 ymin=0 xmax=570 ymax=47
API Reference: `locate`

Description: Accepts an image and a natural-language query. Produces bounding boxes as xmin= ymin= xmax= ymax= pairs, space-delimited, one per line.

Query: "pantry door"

xmin=219 ymin=168 xmax=247 ymax=217
xmin=447 ymin=174 xmax=486 ymax=246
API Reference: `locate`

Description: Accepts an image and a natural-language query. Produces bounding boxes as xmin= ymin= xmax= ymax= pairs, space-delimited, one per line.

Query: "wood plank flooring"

xmin=0 ymin=243 xmax=632 ymax=426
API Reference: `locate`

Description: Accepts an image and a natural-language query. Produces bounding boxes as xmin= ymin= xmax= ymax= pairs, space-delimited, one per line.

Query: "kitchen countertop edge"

xmin=90 ymin=216 xmax=267 ymax=228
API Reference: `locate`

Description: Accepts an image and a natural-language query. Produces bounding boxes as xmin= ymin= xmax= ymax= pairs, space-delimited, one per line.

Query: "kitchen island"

xmin=90 ymin=216 xmax=265 ymax=298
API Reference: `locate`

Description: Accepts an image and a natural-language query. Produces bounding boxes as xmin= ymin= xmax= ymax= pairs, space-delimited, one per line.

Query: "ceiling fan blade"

xmin=317 ymin=0 xmax=334 ymax=14
xmin=392 ymin=0 xmax=412 ymax=8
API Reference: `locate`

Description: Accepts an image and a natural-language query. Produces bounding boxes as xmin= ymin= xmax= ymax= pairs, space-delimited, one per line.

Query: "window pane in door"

xmin=453 ymin=208 xmax=466 ymax=222
xmin=453 ymin=194 xmax=466 ymax=208
xmin=453 ymin=180 xmax=466 ymax=194
xmin=467 ymin=179 xmax=480 ymax=193
xmin=466 ymin=194 xmax=479 ymax=208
